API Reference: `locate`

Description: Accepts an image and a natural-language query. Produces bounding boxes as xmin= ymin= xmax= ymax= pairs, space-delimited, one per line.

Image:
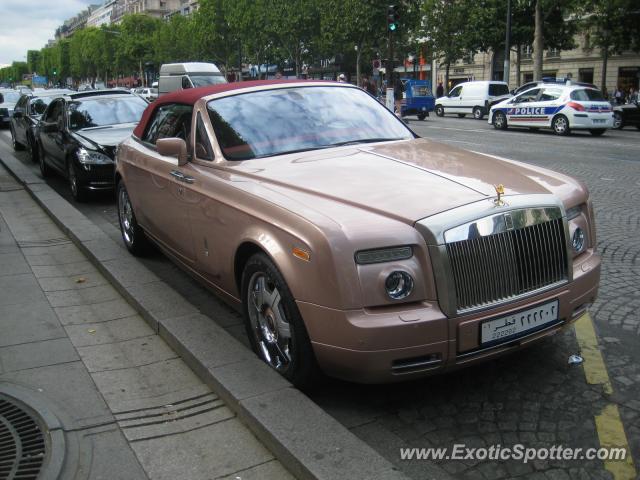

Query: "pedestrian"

xmin=627 ymin=87 xmax=637 ymax=104
xmin=436 ymin=81 xmax=444 ymax=98
xmin=602 ymin=87 xmax=609 ymax=101
xmin=337 ymin=73 xmax=347 ymax=83
xmin=394 ymin=75 xmax=404 ymax=117
xmin=614 ymin=86 xmax=623 ymax=105
xmin=275 ymin=71 xmax=283 ymax=80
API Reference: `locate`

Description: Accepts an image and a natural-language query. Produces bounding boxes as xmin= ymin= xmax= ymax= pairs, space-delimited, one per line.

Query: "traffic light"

xmin=53 ymin=69 xmax=57 ymax=76
xmin=387 ymin=5 xmax=399 ymax=32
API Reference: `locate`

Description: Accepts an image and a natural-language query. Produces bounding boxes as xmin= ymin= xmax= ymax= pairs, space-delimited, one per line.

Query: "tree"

xmin=532 ymin=0 xmax=579 ymax=80
xmin=26 ymin=50 xmax=41 ymax=74
xmin=119 ymin=14 xmax=162 ymax=85
xmin=421 ymin=0 xmax=473 ymax=88
xmin=579 ymin=0 xmax=640 ymax=89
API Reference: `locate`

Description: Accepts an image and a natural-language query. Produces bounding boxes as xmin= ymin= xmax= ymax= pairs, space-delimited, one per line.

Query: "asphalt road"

xmin=1 ymin=118 xmax=638 ymax=480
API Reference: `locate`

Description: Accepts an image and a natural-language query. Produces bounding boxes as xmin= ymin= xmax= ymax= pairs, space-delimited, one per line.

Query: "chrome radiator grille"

xmin=446 ymin=216 xmax=568 ymax=312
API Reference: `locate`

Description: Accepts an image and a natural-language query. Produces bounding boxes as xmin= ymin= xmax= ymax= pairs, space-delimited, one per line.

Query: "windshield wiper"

xmin=324 ymin=137 xmax=406 ymax=147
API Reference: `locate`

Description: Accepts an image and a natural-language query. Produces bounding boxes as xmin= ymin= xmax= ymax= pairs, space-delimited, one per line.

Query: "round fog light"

xmin=385 ymin=271 xmax=414 ymax=300
xmin=572 ymin=227 xmax=585 ymax=253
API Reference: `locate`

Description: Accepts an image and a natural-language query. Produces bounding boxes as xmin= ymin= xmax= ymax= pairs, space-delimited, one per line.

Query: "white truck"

xmin=158 ymin=62 xmax=227 ymax=95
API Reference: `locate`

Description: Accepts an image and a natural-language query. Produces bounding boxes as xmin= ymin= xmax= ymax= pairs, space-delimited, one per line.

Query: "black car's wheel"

xmin=612 ymin=112 xmax=623 ymax=129
xmin=10 ymin=125 xmax=23 ymax=151
xmin=38 ymin=143 xmax=52 ymax=178
xmin=589 ymin=129 xmax=606 ymax=136
xmin=457 ymin=113 xmax=466 ymax=118
xmin=552 ymin=115 xmax=571 ymax=136
xmin=435 ymin=105 xmax=444 ymax=117
xmin=241 ymin=253 xmax=319 ymax=389
xmin=472 ymin=106 xmax=484 ymax=120
xmin=636 ymin=125 xmax=640 ymax=130
xmin=493 ymin=111 xmax=508 ymax=130
xmin=68 ymin=161 xmax=87 ymax=202
xmin=417 ymin=113 xmax=427 ymax=120
xmin=117 ymin=180 xmax=150 ymax=255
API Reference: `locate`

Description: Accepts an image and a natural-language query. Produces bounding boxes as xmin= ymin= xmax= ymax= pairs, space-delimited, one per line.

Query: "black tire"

xmin=493 ymin=111 xmax=508 ymax=130
xmin=612 ymin=112 xmax=623 ymax=129
xmin=417 ymin=113 xmax=427 ymax=120
xmin=117 ymin=180 xmax=150 ymax=256
xmin=10 ymin=125 xmax=23 ymax=151
xmin=68 ymin=160 xmax=87 ymax=202
xmin=435 ymin=105 xmax=444 ymax=117
xmin=636 ymin=125 xmax=640 ymax=130
xmin=589 ymin=129 xmax=606 ymax=136
xmin=457 ymin=113 xmax=466 ymax=118
xmin=38 ymin=143 xmax=52 ymax=178
xmin=241 ymin=252 xmax=319 ymax=389
xmin=552 ymin=114 xmax=571 ymax=136
xmin=472 ymin=106 xmax=484 ymax=120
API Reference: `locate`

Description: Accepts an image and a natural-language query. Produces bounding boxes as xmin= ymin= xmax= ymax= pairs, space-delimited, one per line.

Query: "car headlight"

xmin=76 ymin=148 xmax=113 ymax=165
xmin=572 ymin=227 xmax=586 ymax=254
xmin=385 ymin=271 xmax=414 ymax=300
xmin=355 ymin=246 xmax=412 ymax=265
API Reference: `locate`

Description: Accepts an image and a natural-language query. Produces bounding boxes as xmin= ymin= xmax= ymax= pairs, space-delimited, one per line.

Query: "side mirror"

xmin=156 ymin=137 xmax=189 ymax=166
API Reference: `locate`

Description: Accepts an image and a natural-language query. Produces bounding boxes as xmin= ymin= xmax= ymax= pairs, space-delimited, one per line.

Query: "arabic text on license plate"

xmin=480 ymin=300 xmax=559 ymax=345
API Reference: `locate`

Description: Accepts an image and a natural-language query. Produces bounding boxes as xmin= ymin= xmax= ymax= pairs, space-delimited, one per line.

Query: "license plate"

xmin=480 ymin=299 xmax=559 ymax=345
xmin=592 ymin=119 xmax=606 ymax=124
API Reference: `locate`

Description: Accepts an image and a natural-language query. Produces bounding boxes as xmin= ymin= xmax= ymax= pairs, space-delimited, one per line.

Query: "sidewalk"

xmin=0 ymin=162 xmax=294 ymax=479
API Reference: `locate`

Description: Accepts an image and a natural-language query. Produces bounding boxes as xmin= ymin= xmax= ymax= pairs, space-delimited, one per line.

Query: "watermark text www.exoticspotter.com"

xmin=400 ymin=444 xmax=628 ymax=463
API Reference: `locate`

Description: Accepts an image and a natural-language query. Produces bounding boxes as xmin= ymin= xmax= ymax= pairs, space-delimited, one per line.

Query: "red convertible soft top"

xmin=133 ymin=79 xmax=333 ymax=139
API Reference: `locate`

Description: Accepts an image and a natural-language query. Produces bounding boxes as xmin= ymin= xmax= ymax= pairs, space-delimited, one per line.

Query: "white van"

xmin=158 ymin=62 xmax=227 ymax=95
xmin=435 ymin=81 xmax=511 ymax=119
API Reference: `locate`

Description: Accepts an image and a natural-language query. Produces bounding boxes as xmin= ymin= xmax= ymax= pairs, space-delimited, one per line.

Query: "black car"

xmin=36 ymin=90 xmax=148 ymax=201
xmin=10 ymin=89 xmax=74 ymax=161
xmin=613 ymin=100 xmax=640 ymax=130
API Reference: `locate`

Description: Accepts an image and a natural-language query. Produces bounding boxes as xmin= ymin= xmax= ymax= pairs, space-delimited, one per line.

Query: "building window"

xmin=522 ymin=45 xmax=533 ymax=59
xmin=463 ymin=51 xmax=474 ymax=64
xmin=618 ymin=67 xmax=639 ymax=91
xmin=579 ymin=68 xmax=594 ymax=84
xmin=546 ymin=48 xmax=560 ymax=58
xmin=523 ymin=72 xmax=534 ymax=83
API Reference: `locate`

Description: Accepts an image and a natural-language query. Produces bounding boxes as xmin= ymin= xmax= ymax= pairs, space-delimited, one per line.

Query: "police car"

xmin=488 ymin=83 xmax=613 ymax=136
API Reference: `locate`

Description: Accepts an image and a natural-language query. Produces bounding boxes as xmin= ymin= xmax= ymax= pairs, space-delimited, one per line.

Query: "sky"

xmin=0 ymin=0 xmax=98 ymax=67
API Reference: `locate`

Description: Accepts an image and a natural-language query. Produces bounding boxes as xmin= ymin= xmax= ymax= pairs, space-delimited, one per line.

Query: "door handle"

xmin=170 ymin=170 xmax=185 ymax=181
xmin=182 ymin=175 xmax=195 ymax=184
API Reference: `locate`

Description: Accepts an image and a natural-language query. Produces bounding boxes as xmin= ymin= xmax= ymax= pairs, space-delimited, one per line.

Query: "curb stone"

xmin=0 ymin=144 xmax=410 ymax=480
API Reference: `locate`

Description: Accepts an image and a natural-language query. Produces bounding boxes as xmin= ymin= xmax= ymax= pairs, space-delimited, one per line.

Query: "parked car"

xmin=10 ymin=89 xmax=74 ymax=161
xmin=134 ymin=87 xmax=159 ymax=102
xmin=489 ymin=84 xmax=613 ymax=136
xmin=612 ymin=99 xmax=640 ymax=130
xmin=0 ymin=89 xmax=20 ymax=127
xmin=512 ymin=78 xmax=597 ymax=96
xmin=158 ymin=62 xmax=226 ymax=95
xmin=115 ymin=80 xmax=600 ymax=386
xmin=435 ymin=81 xmax=511 ymax=119
xmin=36 ymin=89 xmax=147 ymax=201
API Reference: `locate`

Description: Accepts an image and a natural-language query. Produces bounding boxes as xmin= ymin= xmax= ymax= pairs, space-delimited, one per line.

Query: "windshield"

xmin=570 ymin=89 xmax=605 ymax=101
xmin=190 ymin=75 xmax=227 ymax=87
xmin=31 ymin=96 xmax=55 ymax=115
xmin=67 ymin=96 xmax=147 ymax=130
xmin=1 ymin=91 xmax=20 ymax=103
xmin=207 ymin=86 xmax=413 ymax=161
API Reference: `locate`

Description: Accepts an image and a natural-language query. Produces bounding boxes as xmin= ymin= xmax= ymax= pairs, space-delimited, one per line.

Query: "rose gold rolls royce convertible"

xmin=115 ymin=80 xmax=601 ymax=387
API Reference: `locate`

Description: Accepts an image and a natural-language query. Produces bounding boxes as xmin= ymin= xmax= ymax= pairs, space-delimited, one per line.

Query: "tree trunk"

xmin=515 ymin=44 xmax=521 ymax=87
xmin=533 ymin=0 xmax=543 ymax=81
xmin=600 ymin=45 xmax=608 ymax=92
xmin=444 ymin=62 xmax=450 ymax=91
xmin=356 ymin=47 xmax=361 ymax=87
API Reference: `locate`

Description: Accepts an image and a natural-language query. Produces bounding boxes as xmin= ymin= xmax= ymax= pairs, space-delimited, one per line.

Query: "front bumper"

xmin=300 ymin=250 xmax=600 ymax=383
xmin=74 ymin=160 xmax=116 ymax=190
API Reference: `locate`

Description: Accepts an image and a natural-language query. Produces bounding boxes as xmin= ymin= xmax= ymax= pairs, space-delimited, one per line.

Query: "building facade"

xmin=55 ymin=5 xmax=99 ymax=39
xmin=87 ymin=0 xmax=118 ymax=27
xmin=164 ymin=0 xmax=199 ymax=19
xmin=435 ymin=32 xmax=640 ymax=96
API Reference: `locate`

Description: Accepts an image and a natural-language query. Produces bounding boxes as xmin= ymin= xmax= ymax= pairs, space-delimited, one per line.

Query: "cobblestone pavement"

xmin=1 ymin=120 xmax=638 ymax=480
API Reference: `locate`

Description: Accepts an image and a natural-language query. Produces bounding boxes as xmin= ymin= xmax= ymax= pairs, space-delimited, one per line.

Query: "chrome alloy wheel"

xmin=247 ymin=272 xmax=292 ymax=371
xmin=613 ymin=112 xmax=623 ymax=129
xmin=553 ymin=115 xmax=569 ymax=135
xmin=118 ymin=187 xmax=135 ymax=246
